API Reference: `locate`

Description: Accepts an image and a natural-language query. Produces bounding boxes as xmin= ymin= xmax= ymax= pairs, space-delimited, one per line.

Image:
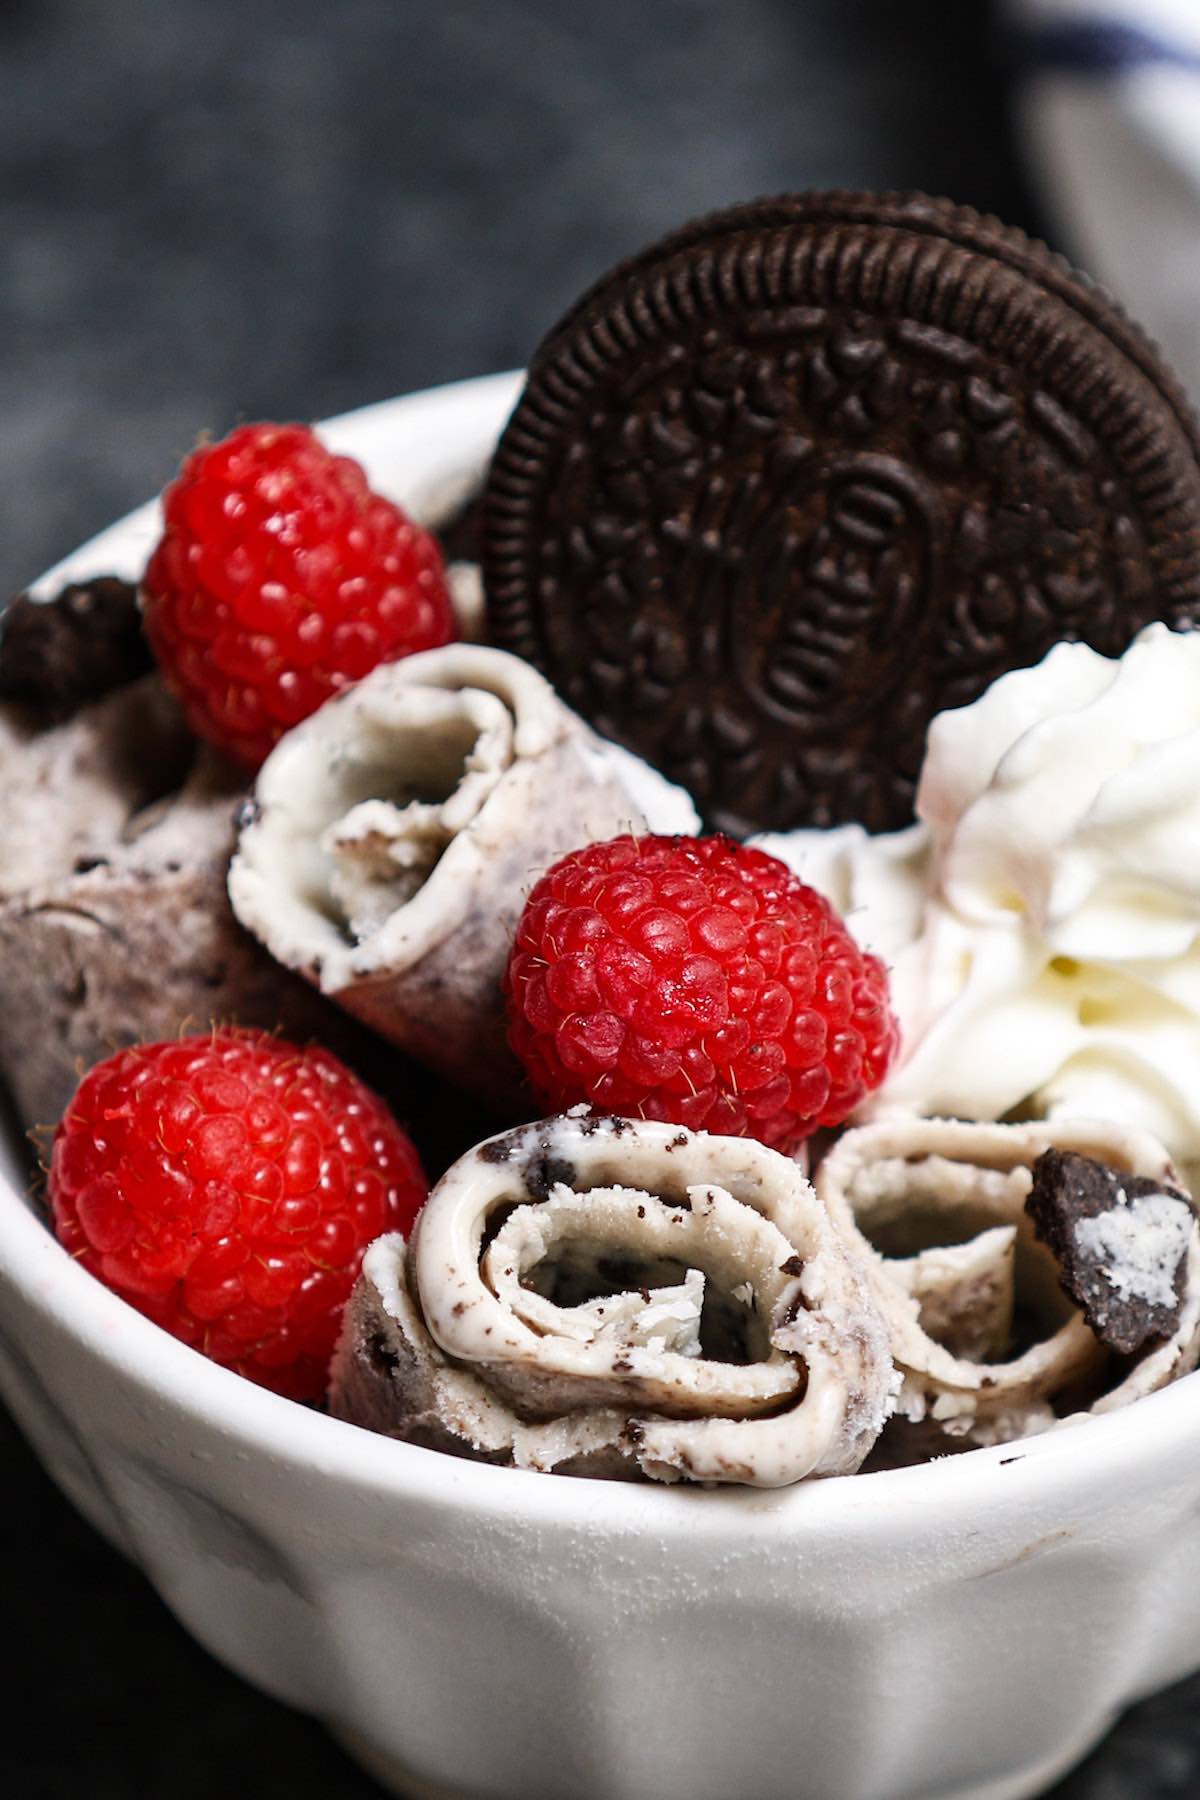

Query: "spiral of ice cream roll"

xmin=228 ymin=646 xmax=698 ymax=1113
xmin=331 ymin=1112 xmax=895 ymax=1486
xmin=815 ymin=1115 xmax=1200 ymax=1453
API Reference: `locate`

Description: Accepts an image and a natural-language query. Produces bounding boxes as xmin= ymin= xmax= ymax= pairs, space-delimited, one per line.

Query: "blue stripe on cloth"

xmin=1008 ymin=19 xmax=1200 ymax=76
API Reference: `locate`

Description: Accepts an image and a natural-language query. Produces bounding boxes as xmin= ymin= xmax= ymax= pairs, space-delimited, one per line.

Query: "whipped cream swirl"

xmin=763 ymin=625 xmax=1200 ymax=1179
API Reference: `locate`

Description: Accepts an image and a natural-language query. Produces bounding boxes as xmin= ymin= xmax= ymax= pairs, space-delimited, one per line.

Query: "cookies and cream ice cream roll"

xmin=331 ymin=1112 xmax=895 ymax=1486
xmin=815 ymin=1115 xmax=1200 ymax=1450
xmin=228 ymin=646 xmax=698 ymax=1112
xmin=0 ymin=674 xmax=378 ymax=1131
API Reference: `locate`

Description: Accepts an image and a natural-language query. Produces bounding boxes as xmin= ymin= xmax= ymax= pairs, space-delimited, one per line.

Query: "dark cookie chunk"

xmin=482 ymin=190 xmax=1200 ymax=834
xmin=1026 ymin=1149 xmax=1195 ymax=1355
xmin=0 ymin=577 xmax=152 ymax=724
xmin=435 ymin=488 xmax=484 ymax=565
xmin=523 ymin=1149 xmax=577 ymax=1202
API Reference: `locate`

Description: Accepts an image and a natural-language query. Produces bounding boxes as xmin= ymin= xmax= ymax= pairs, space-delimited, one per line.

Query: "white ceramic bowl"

xmin=5 ymin=374 xmax=1200 ymax=1800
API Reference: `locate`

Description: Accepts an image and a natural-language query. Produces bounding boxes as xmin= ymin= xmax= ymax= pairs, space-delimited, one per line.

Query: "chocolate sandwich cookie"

xmin=483 ymin=190 xmax=1200 ymax=834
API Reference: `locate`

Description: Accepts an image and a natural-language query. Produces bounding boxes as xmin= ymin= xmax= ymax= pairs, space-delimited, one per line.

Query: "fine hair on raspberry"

xmin=505 ymin=834 xmax=899 ymax=1152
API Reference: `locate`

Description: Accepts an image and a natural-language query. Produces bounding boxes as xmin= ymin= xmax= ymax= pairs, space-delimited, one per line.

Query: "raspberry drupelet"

xmin=142 ymin=422 xmax=456 ymax=768
xmin=48 ymin=1029 xmax=427 ymax=1402
xmin=505 ymin=835 xmax=899 ymax=1153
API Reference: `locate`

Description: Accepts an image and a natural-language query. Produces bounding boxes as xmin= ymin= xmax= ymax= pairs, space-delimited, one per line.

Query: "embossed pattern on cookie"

xmin=482 ymin=191 xmax=1200 ymax=834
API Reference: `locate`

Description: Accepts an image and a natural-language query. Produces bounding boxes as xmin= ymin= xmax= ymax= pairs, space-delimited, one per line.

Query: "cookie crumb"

xmin=1027 ymin=1149 xmax=1194 ymax=1355
xmin=0 ymin=577 xmax=152 ymax=723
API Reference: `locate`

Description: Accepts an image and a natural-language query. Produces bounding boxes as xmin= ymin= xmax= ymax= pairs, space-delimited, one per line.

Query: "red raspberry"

xmin=505 ymin=835 xmax=899 ymax=1153
xmin=142 ymin=422 xmax=456 ymax=767
xmin=48 ymin=1029 xmax=427 ymax=1402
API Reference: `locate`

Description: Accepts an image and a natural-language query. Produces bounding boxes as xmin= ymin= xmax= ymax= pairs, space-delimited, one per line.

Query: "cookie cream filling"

xmin=1073 ymin=1194 xmax=1193 ymax=1310
xmin=331 ymin=1113 xmax=896 ymax=1487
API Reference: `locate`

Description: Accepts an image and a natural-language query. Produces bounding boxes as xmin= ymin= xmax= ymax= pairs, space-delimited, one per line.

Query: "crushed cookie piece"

xmin=523 ymin=1150 xmax=576 ymax=1200
xmin=1027 ymin=1149 xmax=1194 ymax=1355
xmin=478 ymin=1137 xmax=515 ymax=1164
xmin=0 ymin=577 xmax=152 ymax=722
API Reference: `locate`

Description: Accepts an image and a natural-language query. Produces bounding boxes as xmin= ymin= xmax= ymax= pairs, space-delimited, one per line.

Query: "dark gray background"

xmin=3 ymin=2 xmax=1199 ymax=1795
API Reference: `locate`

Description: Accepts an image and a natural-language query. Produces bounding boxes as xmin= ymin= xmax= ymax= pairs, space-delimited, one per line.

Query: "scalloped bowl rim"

xmin=3 ymin=367 xmax=1197 ymax=1543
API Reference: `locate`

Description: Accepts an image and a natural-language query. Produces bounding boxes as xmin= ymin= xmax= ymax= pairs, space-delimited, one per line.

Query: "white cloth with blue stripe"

xmin=1008 ymin=0 xmax=1200 ymax=400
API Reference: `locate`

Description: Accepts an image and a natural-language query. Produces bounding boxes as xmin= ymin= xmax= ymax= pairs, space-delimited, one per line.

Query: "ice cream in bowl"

xmin=6 ymin=193 xmax=1200 ymax=1800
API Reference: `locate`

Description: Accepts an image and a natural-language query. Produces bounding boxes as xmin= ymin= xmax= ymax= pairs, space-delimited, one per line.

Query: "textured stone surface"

xmin=6 ymin=1 xmax=1196 ymax=1796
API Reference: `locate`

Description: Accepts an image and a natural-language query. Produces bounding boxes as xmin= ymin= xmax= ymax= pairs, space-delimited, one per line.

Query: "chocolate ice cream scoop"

xmin=331 ymin=1112 xmax=895 ymax=1486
